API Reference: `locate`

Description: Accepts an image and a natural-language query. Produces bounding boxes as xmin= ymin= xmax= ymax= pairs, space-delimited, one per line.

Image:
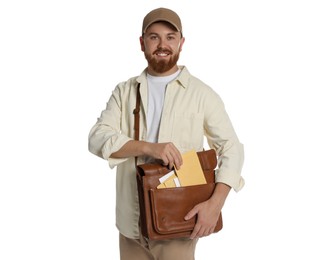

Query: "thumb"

xmin=184 ymin=207 xmax=198 ymax=221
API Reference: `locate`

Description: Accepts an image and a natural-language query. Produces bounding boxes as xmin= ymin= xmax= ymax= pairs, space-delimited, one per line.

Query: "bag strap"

xmin=133 ymin=83 xmax=141 ymax=165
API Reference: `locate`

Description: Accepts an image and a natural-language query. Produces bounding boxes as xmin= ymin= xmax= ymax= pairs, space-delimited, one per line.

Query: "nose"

xmin=157 ymin=38 xmax=167 ymax=49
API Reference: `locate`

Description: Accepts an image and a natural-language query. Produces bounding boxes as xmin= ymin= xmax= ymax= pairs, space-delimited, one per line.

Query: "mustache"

xmin=153 ymin=48 xmax=172 ymax=55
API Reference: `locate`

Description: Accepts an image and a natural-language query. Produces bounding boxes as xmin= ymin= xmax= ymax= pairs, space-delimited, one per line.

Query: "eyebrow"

xmin=147 ymin=32 xmax=177 ymax=37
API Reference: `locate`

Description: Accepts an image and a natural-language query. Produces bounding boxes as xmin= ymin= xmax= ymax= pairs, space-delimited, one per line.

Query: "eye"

xmin=149 ymin=35 xmax=158 ymax=40
xmin=167 ymin=35 xmax=176 ymax=41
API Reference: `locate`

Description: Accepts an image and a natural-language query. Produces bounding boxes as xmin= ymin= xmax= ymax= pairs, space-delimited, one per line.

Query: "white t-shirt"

xmin=146 ymin=70 xmax=181 ymax=143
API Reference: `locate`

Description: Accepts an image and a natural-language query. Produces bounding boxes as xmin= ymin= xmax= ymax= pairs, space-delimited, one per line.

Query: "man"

xmin=88 ymin=7 xmax=244 ymax=260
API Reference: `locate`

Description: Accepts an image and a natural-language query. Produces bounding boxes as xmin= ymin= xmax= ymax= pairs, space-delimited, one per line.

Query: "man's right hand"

xmin=110 ymin=140 xmax=183 ymax=170
xmin=144 ymin=142 xmax=183 ymax=170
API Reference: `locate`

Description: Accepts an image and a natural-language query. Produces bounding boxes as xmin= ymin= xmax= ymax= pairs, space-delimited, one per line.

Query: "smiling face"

xmin=140 ymin=22 xmax=185 ymax=76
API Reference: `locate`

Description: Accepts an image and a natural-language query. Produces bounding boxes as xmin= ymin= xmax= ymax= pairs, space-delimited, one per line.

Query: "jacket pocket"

xmin=171 ymin=112 xmax=204 ymax=150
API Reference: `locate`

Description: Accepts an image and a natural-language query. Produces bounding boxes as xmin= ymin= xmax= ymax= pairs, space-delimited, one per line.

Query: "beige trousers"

xmin=119 ymin=233 xmax=198 ymax=260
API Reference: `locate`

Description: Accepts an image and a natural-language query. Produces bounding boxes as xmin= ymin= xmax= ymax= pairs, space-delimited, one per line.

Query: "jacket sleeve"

xmin=88 ymin=85 xmax=132 ymax=168
xmin=204 ymin=90 xmax=245 ymax=192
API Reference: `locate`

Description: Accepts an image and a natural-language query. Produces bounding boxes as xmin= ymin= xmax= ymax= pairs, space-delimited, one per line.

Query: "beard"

xmin=145 ymin=48 xmax=180 ymax=74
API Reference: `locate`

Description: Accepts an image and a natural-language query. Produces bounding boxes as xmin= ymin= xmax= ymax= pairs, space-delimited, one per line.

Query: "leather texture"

xmin=136 ymin=149 xmax=223 ymax=240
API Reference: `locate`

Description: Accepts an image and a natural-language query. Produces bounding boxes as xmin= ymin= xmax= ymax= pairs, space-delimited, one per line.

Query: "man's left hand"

xmin=184 ymin=199 xmax=221 ymax=239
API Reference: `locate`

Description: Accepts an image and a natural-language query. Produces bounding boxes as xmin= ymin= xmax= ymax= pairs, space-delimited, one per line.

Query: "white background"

xmin=1 ymin=0 xmax=325 ymax=259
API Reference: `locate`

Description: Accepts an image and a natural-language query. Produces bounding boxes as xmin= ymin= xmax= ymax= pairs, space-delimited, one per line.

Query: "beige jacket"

xmin=88 ymin=66 xmax=244 ymax=239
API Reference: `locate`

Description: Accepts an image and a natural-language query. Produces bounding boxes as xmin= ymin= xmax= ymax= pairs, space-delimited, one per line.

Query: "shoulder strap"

xmin=133 ymin=83 xmax=141 ymax=165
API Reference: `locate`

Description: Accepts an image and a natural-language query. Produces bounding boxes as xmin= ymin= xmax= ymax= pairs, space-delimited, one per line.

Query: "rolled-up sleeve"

xmin=88 ymin=85 xmax=133 ymax=168
xmin=204 ymin=89 xmax=245 ymax=192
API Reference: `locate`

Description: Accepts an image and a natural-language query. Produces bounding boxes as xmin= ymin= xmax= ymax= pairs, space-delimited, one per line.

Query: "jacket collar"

xmin=136 ymin=66 xmax=191 ymax=88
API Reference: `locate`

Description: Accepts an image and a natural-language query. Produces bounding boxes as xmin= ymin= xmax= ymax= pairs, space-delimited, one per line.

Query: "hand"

xmin=184 ymin=200 xmax=221 ymax=239
xmin=146 ymin=142 xmax=183 ymax=170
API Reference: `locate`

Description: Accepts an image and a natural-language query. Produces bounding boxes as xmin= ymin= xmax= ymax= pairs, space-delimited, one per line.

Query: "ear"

xmin=140 ymin=36 xmax=145 ymax=52
xmin=179 ymin=37 xmax=185 ymax=52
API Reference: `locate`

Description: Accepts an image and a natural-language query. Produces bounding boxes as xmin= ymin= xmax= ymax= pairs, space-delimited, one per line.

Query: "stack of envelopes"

xmin=157 ymin=150 xmax=207 ymax=189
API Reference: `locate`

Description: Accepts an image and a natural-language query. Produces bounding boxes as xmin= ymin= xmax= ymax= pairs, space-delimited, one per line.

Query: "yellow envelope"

xmin=175 ymin=149 xmax=207 ymax=187
xmin=157 ymin=172 xmax=177 ymax=189
xmin=164 ymin=177 xmax=177 ymax=188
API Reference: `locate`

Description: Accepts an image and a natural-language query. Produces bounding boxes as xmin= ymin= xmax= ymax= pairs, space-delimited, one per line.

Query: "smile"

xmin=156 ymin=52 xmax=169 ymax=57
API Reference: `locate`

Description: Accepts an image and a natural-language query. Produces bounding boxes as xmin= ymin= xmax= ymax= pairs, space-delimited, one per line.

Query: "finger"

xmin=203 ymin=227 xmax=211 ymax=237
xmin=170 ymin=146 xmax=182 ymax=170
xmin=210 ymin=224 xmax=216 ymax=234
xmin=163 ymin=152 xmax=174 ymax=169
xmin=159 ymin=143 xmax=182 ymax=169
xmin=161 ymin=155 xmax=169 ymax=167
xmin=168 ymin=162 xmax=173 ymax=170
xmin=173 ymin=156 xmax=182 ymax=170
xmin=184 ymin=207 xmax=198 ymax=221
xmin=199 ymin=223 xmax=215 ymax=237
xmin=196 ymin=226 xmax=212 ymax=238
xmin=190 ymin=223 xmax=201 ymax=239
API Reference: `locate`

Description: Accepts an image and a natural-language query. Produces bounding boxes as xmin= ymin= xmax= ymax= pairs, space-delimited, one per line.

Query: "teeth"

xmin=157 ymin=53 xmax=168 ymax=56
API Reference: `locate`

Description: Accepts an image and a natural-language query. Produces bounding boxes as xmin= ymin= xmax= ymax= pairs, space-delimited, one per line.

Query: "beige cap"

xmin=142 ymin=7 xmax=182 ymax=34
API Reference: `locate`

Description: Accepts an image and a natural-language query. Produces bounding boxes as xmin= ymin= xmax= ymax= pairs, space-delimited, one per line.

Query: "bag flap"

xmin=137 ymin=163 xmax=170 ymax=177
xmin=149 ymin=183 xmax=217 ymax=235
xmin=197 ymin=149 xmax=217 ymax=171
xmin=137 ymin=149 xmax=217 ymax=176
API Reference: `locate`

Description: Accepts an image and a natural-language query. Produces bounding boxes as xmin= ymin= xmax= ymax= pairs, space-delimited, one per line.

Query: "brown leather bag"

xmin=134 ymin=84 xmax=223 ymax=240
xmin=136 ymin=149 xmax=223 ymax=240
